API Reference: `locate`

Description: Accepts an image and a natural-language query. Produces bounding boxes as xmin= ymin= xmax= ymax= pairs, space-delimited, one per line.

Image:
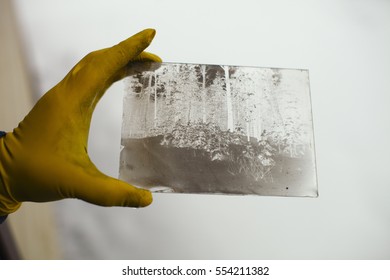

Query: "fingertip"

xmin=143 ymin=28 xmax=156 ymax=44
xmin=116 ymin=181 xmax=153 ymax=208
xmin=137 ymin=189 xmax=153 ymax=207
xmin=133 ymin=28 xmax=156 ymax=47
xmin=147 ymin=52 xmax=162 ymax=63
xmin=108 ymin=29 xmax=158 ymax=69
xmin=134 ymin=51 xmax=162 ymax=63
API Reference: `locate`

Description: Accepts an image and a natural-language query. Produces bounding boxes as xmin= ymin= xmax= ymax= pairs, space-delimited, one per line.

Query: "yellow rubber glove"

xmin=0 ymin=29 xmax=161 ymax=216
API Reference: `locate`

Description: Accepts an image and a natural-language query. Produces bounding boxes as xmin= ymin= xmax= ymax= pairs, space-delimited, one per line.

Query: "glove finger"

xmin=131 ymin=51 xmax=162 ymax=63
xmin=113 ymin=51 xmax=162 ymax=82
xmin=103 ymin=29 xmax=157 ymax=74
xmin=61 ymin=29 xmax=157 ymax=113
xmin=58 ymin=162 xmax=153 ymax=207
xmin=84 ymin=29 xmax=161 ymax=82
xmin=80 ymin=178 xmax=153 ymax=208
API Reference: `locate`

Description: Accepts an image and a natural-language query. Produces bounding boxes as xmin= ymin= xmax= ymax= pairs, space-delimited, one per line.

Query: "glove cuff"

xmin=0 ymin=132 xmax=22 ymax=216
xmin=0 ymin=190 xmax=22 ymax=216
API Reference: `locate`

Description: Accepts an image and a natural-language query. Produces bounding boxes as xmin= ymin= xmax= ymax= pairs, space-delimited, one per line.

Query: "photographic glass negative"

xmin=119 ymin=62 xmax=318 ymax=197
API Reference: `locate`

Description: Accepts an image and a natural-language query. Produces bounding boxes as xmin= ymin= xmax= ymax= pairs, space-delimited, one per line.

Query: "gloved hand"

xmin=0 ymin=29 xmax=161 ymax=216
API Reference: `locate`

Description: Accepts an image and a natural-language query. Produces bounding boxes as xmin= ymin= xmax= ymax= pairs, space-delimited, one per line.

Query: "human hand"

xmin=0 ymin=29 xmax=161 ymax=216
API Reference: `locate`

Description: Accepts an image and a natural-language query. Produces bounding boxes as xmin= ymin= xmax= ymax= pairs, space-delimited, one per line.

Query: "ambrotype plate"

xmin=119 ymin=62 xmax=318 ymax=197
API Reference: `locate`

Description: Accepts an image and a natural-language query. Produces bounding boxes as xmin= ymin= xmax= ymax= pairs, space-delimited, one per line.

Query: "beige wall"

xmin=0 ymin=0 xmax=61 ymax=259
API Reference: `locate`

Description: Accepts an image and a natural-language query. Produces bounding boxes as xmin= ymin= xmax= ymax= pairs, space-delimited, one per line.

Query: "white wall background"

xmin=13 ymin=0 xmax=390 ymax=259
